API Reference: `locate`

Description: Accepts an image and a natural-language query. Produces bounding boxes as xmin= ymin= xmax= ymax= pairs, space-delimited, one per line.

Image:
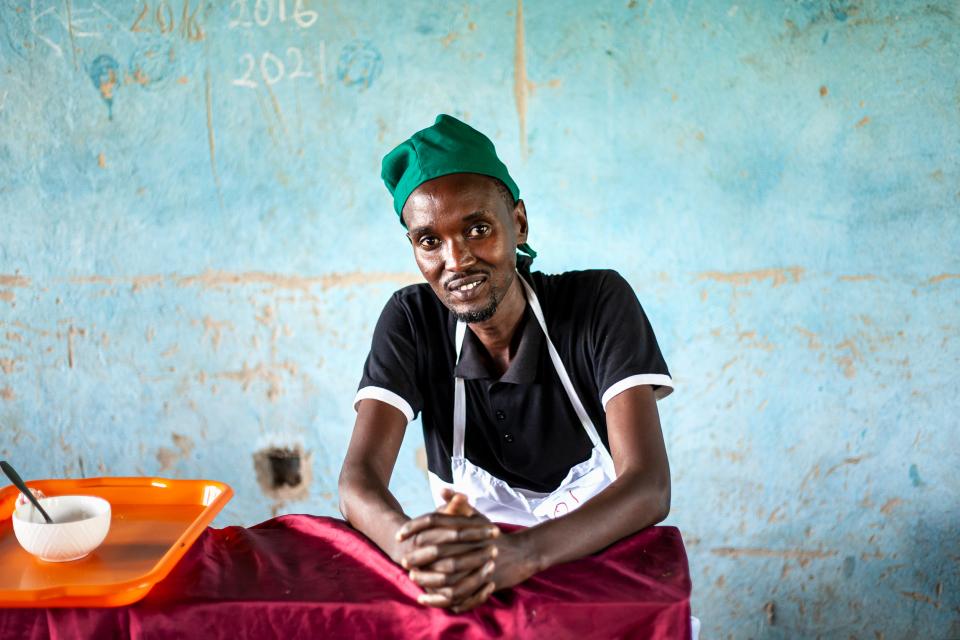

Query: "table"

xmin=0 ymin=515 xmax=691 ymax=639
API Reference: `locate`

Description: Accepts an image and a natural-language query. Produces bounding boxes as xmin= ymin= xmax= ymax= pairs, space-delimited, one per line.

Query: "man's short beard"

xmin=452 ymin=294 xmax=499 ymax=323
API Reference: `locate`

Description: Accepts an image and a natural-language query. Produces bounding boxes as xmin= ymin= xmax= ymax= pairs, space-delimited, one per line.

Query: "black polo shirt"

xmin=354 ymin=268 xmax=672 ymax=493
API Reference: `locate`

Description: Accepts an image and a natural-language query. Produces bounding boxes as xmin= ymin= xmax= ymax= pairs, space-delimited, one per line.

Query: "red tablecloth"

xmin=0 ymin=515 xmax=691 ymax=639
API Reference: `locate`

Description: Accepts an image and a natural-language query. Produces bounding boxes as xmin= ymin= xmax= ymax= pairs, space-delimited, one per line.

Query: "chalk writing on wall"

xmin=228 ymin=0 xmax=318 ymax=30
xmin=130 ymin=0 xmax=204 ymax=41
xmin=2 ymin=0 xmax=67 ymax=58
xmin=232 ymin=45 xmax=324 ymax=89
xmin=1 ymin=1 xmax=191 ymax=61
xmin=227 ymin=0 xmax=324 ymax=89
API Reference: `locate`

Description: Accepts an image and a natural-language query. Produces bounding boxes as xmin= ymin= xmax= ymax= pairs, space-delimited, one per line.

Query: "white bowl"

xmin=12 ymin=495 xmax=112 ymax=562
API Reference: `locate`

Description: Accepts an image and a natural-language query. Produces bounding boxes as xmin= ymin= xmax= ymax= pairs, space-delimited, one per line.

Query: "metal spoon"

xmin=0 ymin=461 xmax=53 ymax=524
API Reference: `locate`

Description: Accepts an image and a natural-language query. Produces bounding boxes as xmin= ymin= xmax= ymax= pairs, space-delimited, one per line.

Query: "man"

xmin=339 ymin=114 xmax=673 ymax=613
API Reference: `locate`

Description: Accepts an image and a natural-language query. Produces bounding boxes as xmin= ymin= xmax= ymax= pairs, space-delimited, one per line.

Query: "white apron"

xmin=428 ymin=273 xmax=618 ymax=526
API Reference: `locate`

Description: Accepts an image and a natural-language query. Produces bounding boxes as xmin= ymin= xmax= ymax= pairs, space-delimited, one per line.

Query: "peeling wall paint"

xmin=1 ymin=0 xmax=959 ymax=637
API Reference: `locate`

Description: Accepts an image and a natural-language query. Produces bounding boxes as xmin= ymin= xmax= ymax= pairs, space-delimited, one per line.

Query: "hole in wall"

xmin=267 ymin=448 xmax=302 ymax=488
xmin=253 ymin=444 xmax=311 ymax=513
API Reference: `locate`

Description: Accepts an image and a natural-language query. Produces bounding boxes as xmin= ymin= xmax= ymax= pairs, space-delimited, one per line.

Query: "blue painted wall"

xmin=1 ymin=1 xmax=957 ymax=636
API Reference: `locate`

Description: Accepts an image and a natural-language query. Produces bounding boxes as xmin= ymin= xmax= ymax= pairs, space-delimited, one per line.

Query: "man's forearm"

xmin=521 ymin=469 xmax=669 ymax=573
xmin=338 ymin=465 xmax=411 ymax=563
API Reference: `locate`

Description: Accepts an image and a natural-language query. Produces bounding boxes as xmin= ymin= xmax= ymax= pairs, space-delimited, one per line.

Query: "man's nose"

xmin=444 ymin=238 xmax=476 ymax=272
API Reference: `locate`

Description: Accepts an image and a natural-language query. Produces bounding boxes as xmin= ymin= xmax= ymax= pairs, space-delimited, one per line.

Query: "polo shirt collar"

xmin=454 ymin=306 xmax=543 ymax=384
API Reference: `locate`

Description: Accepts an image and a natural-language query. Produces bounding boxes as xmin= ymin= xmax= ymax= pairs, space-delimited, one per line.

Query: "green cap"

xmin=381 ymin=114 xmax=536 ymax=258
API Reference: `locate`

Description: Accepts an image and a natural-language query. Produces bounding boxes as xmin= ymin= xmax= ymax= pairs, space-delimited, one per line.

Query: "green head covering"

xmin=381 ymin=114 xmax=536 ymax=259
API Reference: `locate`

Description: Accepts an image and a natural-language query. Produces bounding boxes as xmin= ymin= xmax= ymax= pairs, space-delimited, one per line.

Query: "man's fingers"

xmin=451 ymin=526 xmax=500 ymax=543
xmin=408 ymin=545 xmax=497 ymax=584
xmin=396 ymin=514 xmax=494 ymax=541
xmin=449 ymin=560 xmax=495 ymax=600
xmin=402 ymin=542 xmax=489 ymax=569
xmin=416 ymin=561 xmax=496 ymax=610
xmin=409 ymin=567 xmax=470 ymax=588
xmin=425 ymin=544 xmax=497 ymax=575
xmin=411 ymin=527 xmax=493 ymax=548
xmin=400 ymin=524 xmax=499 ymax=550
xmin=424 ymin=560 xmax=494 ymax=604
xmin=417 ymin=592 xmax=452 ymax=608
xmin=450 ymin=580 xmax=497 ymax=614
xmin=440 ymin=492 xmax=475 ymax=516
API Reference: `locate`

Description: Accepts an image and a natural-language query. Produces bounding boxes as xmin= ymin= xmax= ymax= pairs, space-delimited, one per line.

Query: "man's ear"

xmin=514 ymin=199 xmax=529 ymax=245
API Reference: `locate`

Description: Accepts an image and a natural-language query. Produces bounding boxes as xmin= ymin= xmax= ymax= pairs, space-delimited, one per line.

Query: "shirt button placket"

xmin=494 ymin=409 xmax=513 ymax=443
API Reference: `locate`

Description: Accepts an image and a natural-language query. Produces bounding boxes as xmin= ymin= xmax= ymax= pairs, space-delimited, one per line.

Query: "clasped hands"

xmin=394 ymin=489 xmax=536 ymax=613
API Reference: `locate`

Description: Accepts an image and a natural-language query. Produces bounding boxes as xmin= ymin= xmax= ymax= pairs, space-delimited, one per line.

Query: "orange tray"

xmin=0 ymin=476 xmax=233 ymax=608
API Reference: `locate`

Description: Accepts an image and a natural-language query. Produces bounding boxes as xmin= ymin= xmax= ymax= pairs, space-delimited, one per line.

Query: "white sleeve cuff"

xmin=601 ymin=374 xmax=674 ymax=410
xmin=353 ymin=386 xmax=415 ymax=423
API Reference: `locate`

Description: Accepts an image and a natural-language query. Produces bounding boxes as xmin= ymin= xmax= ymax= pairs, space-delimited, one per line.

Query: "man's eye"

xmin=419 ymin=237 xmax=439 ymax=249
xmin=467 ymin=224 xmax=490 ymax=237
